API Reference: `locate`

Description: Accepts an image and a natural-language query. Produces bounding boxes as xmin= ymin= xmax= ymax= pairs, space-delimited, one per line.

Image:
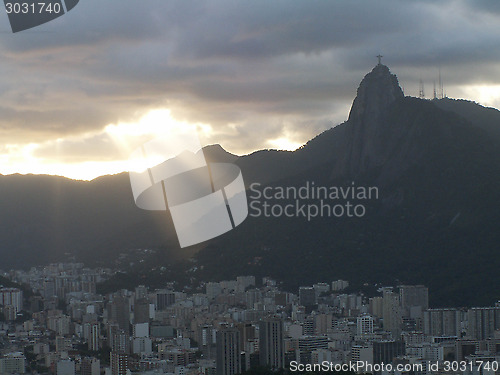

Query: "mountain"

xmin=433 ymin=97 xmax=500 ymax=139
xmin=195 ymin=64 xmax=500 ymax=307
xmin=1 ymin=64 xmax=500 ymax=306
xmin=0 ymin=145 xmax=239 ymax=269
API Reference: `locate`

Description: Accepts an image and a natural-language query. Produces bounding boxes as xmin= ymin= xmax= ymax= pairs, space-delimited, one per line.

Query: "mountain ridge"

xmin=1 ymin=65 xmax=499 ymax=307
xmin=193 ymin=65 xmax=500 ymax=307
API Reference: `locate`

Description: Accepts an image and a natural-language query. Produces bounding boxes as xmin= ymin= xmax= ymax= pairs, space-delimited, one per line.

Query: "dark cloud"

xmin=32 ymin=133 xmax=119 ymax=163
xmin=0 ymin=0 xmax=499 ymax=175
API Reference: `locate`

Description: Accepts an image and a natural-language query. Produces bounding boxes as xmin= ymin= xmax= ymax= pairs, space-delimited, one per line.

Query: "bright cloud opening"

xmin=0 ymin=109 xmax=214 ymax=181
xmin=267 ymin=137 xmax=303 ymax=151
xmin=463 ymin=85 xmax=500 ymax=108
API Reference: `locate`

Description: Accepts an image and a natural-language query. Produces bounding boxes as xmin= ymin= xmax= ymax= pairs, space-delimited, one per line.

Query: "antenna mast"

xmin=438 ymin=67 xmax=444 ymax=99
xmin=419 ymin=79 xmax=425 ymax=99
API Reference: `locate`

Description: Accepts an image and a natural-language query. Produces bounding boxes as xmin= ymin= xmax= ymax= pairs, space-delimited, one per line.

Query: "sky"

xmin=1 ymin=0 xmax=500 ymax=180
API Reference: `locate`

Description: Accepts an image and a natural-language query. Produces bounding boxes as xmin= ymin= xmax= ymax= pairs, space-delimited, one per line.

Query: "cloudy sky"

xmin=1 ymin=0 xmax=500 ymax=180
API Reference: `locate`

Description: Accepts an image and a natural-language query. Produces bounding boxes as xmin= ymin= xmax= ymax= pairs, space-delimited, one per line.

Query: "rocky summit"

xmin=343 ymin=64 xmax=405 ymax=176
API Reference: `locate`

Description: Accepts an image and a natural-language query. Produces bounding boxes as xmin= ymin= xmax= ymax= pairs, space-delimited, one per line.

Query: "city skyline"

xmin=0 ymin=262 xmax=499 ymax=374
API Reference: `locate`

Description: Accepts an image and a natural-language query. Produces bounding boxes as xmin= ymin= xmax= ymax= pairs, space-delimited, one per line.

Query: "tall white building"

xmin=81 ymin=357 xmax=100 ymax=375
xmin=0 ymin=353 xmax=25 ymax=374
xmin=56 ymin=359 xmax=75 ymax=375
xmin=399 ymin=285 xmax=429 ymax=318
xmin=311 ymin=349 xmax=333 ymax=364
xmin=351 ymin=346 xmax=373 ymax=367
xmin=236 ymin=276 xmax=255 ymax=292
xmin=331 ymin=280 xmax=349 ymax=292
xmin=467 ymin=307 xmax=500 ymax=340
xmin=110 ymin=352 xmax=128 ymax=375
xmin=423 ymin=308 xmax=461 ymax=337
xmin=88 ymin=322 xmax=100 ymax=351
xmin=369 ymin=296 xmax=384 ymax=318
xmin=383 ymin=289 xmax=402 ymax=338
xmin=132 ymin=337 xmax=153 ymax=354
xmin=0 ymin=288 xmax=22 ymax=314
xmin=216 ymin=327 xmax=240 ymax=375
xmin=259 ymin=319 xmax=284 ymax=369
xmin=313 ymin=283 xmax=330 ymax=296
xmin=357 ymin=314 xmax=374 ymax=335
xmin=133 ymin=322 xmax=149 ymax=338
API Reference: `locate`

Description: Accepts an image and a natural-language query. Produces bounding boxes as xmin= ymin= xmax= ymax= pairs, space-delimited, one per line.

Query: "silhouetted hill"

xmin=0 ymin=144 xmax=241 ymax=269
xmin=433 ymin=97 xmax=500 ymax=139
xmin=1 ymin=64 xmax=499 ymax=307
xmin=195 ymin=65 xmax=500 ymax=307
